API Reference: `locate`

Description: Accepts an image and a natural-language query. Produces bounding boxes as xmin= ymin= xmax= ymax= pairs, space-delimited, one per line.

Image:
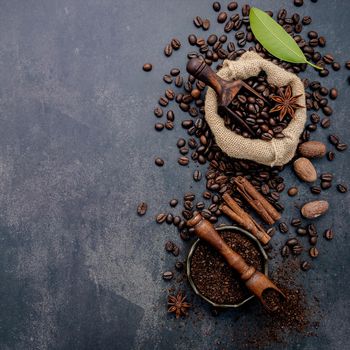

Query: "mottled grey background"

xmin=0 ymin=0 xmax=349 ymax=349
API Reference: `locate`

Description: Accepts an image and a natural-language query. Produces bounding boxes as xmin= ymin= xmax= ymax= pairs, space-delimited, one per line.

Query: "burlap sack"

xmin=205 ymin=51 xmax=307 ymax=167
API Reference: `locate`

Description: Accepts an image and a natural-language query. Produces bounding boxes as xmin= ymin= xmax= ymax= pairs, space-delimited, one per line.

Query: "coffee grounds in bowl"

xmin=190 ymin=230 xmax=264 ymax=305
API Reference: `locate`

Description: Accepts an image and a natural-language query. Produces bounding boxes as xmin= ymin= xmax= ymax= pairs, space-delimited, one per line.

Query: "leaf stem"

xmin=306 ymin=60 xmax=322 ymax=70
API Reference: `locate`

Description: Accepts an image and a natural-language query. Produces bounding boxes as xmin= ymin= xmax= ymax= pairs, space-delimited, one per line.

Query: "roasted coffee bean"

xmin=165 ymin=240 xmax=174 ymax=252
xmin=219 ymin=34 xmax=227 ymax=43
xmin=154 ymin=107 xmax=163 ymax=118
xmin=337 ymin=184 xmax=348 ymax=193
xmin=324 ymin=228 xmax=334 ymax=240
xmin=177 ymin=138 xmax=186 ymax=148
xmin=193 ymin=170 xmax=202 ymax=181
xmin=332 ymin=62 xmax=341 ymax=71
xmin=163 ymin=74 xmax=172 ymax=84
xmin=281 ymin=245 xmax=290 ymax=258
xmin=322 ymin=105 xmax=332 ymax=115
xmin=175 ymin=75 xmax=183 ymax=87
xmin=137 ymin=202 xmax=147 ymax=216
xmin=165 ymin=89 xmax=175 ymax=100
xmin=178 ymin=156 xmax=189 ymax=166
xmin=320 ymin=117 xmax=330 ymax=128
xmin=336 ymin=143 xmax=348 ymax=151
xmin=212 ymin=1 xmax=221 ymax=11
xmin=310 ymin=186 xmax=321 ymax=194
xmin=202 ymin=19 xmax=210 ymax=30
xmin=159 ymin=97 xmax=168 ymax=107
xmin=294 ymin=0 xmax=304 ymax=7
xmin=166 ymin=110 xmax=174 ymax=122
xmin=328 ymin=134 xmax=339 ymax=145
xmin=207 ymin=34 xmax=218 ymax=46
xmin=170 ymin=199 xmax=178 ymax=208
xmin=291 ymin=218 xmax=302 ymax=227
xmin=170 ymin=68 xmax=180 ymax=77
xmin=143 ymin=63 xmax=152 ymax=72
xmin=166 ymin=213 xmax=173 ymax=224
xmin=310 ymin=113 xmax=320 ymax=124
xmin=345 ymin=61 xmax=350 ymax=70
xmin=320 ymin=172 xmax=333 ymax=181
xmin=323 ymin=54 xmax=334 ymax=64
xmin=182 ymin=120 xmax=193 ymax=129
xmin=155 ymin=122 xmax=164 ymax=131
xmin=307 ymin=224 xmax=317 ymax=237
xmin=184 ymin=200 xmax=193 ymax=211
xmin=175 ymin=261 xmax=184 ymax=271
xmin=267 ymin=227 xmax=276 ymax=237
xmin=164 ymin=44 xmax=173 ymax=57
xmin=297 ymin=228 xmax=307 ymax=236
xmin=287 ymin=187 xmax=298 ymax=196
xmin=292 ymin=245 xmax=303 ymax=255
xmin=227 ymin=1 xmax=238 ymax=10
xmin=171 ymin=38 xmax=181 ymax=50
xmin=155 ymin=157 xmax=164 ymax=167
xmin=329 ymin=88 xmax=338 ymax=100
xmin=188 ymin=34 xmax=197 ymax=45
xmin=184 ymin=193 xmax=195 ymax=201
xmin=156 ymin=213 xmax=167 ymax=223
xmin=279 ymin=222 xmax=289 ymax=233
xmin=321 ymin=181 xmax=332 ymax=190
xmin=162 ymin=271 xmax=173 ymax=281
xmin=179 ymin=147 xmax=189 ymax=155
xmin=309 ymin=236 xmax=318 ymax=246
xmin=302 ymin=16 xmax=312 ymax=25
xmin=327 ymin=151 xmax=335 ymax=161
xmin=217 ymin=12 xmax=227 ymax=23
xmin=193 ymin=16 xmax=203 ymax=28
xmin=286 ymin=238 xmax=298 ymax=247
xmin=309 ymin=247 xmax=319 ymax=258
xmin=196 ymin=202 xmax=205 ymax=210
xmin=203 ymin=191 xmax=212 ymax=199
xmin=301 ymin=261 xmax=311 ymax=271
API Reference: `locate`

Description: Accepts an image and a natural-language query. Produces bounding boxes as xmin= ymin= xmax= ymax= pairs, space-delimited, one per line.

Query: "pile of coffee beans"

xmin=222 ymin=73 xmax=293 ymax=140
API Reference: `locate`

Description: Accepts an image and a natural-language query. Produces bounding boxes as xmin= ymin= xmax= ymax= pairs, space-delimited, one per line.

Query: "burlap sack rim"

xmin=204 ymin=51 xmax=307 ymax=167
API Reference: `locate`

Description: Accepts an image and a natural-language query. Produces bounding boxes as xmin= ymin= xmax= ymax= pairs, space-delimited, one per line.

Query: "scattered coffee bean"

xmin=165 ymin=241 xmax=174 ymax=252
xmin=171 ymin=38 xmax=181 ymax=50
xmin=328 ymin=134 xmax=339 ymax=145
xmin=193 ymin=16 xmax=203 ymax=28
xmin=162 ymin=271 xmax=173 ymax=280
xmin=212 ymin=1 xmax=221 ymax=12
xmin=163 ymin=74 xmax=172 ymax=84
xmin=286 ymin=238 xmax=299 ymax=247
xmin=172 ymin=245 xmax=180 ymax=256
xmin=327 ymin=151 xmax=335 ymax=161
xmin=292 ymin=245 xmax=303 ymax=255
xmin=336 ymin=143 xmax=348 ymax=151
xmin=166 ymin=213 xmax=173 ymax=224
xmin=301 ymin=261 xmax=311 ymax=271
xmin=309 ymin=236 xmax=318 ymax=246
xmin=154 ymin=107 xmax=163 ymax=118
xmin=279 ymin=222 xmax=289 ymax=233
xmin=156 ymin=213 xmax=167 ymax=223
xmin=143 ymin=63 xmax=152 ymax=72
xmin=193 ymin=169 xmax=202 ymax=181
xmin=281 ymin=245 xmax=290 ymax=258
xmin=164 ymin=44 xmax=173 ymax=57
xmin=291 ymin=218 xmax=302 ymax=227
xmin=324 ymin=228 xmax=334 ymax=240
xmin=155 ymin=157 xmax=164 ymax=167
xmin=155 ymin=122 xmax=164 ymax=131
xmin=175 ymin=261 xmax=184 ymax=270
xmin=137 ymin=202 xmax=147 ymax=216
xmin=321 ymin=181 xmax=332 ymax=190
xmin=227 ymin=1 xmax=238 ymax=11
xmin=297 ymin=228 xmax=307 ymax=236
xmin=309 ymin=247 xmax=319 ymax=258
xmin=310 ymin=186 xmax=321 ymax=194
xmin=337 ymin=184 xmax=348 ymax=193
xmin=217 ymin=12 xmax=227 ymax=23
xmin=178 ymin=156 xmax=189 ymax=166
xmin=345 ymin=61 xmax=350 ymax=70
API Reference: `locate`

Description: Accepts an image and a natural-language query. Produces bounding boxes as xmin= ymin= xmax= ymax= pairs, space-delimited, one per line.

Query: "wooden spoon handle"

xmin=187 ymin=214 xmax=255 ymax=281
xmin=186 ymin=58 xmax=225 ymax=97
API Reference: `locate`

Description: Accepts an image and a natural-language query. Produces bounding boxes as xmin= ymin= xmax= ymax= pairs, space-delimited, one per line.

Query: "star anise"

xmin=167 ymin=292 xmax=191 ymax=319
xmin=270 ymin=85 xmax=304 ymax=121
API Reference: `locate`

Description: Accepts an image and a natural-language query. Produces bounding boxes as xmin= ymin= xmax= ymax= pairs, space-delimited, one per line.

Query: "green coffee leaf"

xmin=249 ymin=7 xmax=321 ymax=69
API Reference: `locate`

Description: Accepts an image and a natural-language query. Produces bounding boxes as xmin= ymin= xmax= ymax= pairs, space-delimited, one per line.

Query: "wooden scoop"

xmin=187 ymin=213 xmax=285 ymax=312
xmin=186 ymin=57 xmax=268 ymax=136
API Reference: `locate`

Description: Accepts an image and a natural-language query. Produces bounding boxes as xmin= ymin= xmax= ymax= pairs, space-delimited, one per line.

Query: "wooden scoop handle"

xmin=186 ymin=58 xmax=225 ymax=97
xmin=187 ymin=213 xmax=256 ymax=281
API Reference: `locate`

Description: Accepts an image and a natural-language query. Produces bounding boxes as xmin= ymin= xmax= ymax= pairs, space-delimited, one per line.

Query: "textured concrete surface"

xmin=0 ymin=0 xmax=349 ymax=349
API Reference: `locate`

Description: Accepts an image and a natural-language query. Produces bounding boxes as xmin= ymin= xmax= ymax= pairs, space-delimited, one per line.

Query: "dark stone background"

xmin=0 ymin=0 xmax=349 ymax=349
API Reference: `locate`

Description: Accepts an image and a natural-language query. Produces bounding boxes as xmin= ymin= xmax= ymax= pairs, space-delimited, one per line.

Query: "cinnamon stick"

xmin=221 ymin=193 xmax=271 ymax=245
xmin=234 ymin=176 xmax=281 ymax=225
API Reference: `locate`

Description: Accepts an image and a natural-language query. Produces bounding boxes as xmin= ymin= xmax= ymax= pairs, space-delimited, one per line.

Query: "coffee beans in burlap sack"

xmin=205 ymin=51 xmax=307 ymax=166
